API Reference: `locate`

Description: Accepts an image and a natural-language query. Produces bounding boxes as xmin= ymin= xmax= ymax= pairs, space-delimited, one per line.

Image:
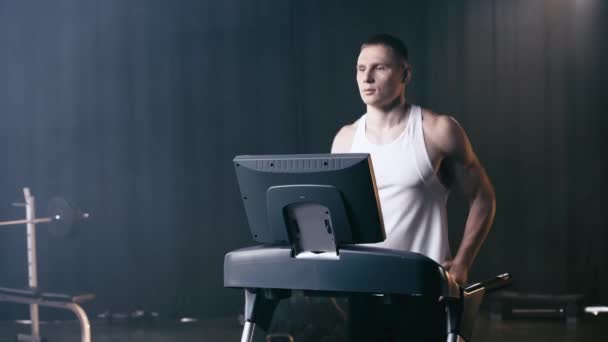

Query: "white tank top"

xmin=350 ymin=105 xmax=450 ymax=264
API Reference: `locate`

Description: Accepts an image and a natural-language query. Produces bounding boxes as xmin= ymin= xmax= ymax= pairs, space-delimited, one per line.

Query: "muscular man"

xmin=332 ymin=34 xmax=495 ymax=286
xmin=269 ymin=34 xmax=495 ymax=342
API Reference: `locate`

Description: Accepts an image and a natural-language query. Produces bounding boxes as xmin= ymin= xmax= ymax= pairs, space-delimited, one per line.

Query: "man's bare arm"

xmin=435 ymin=116 xmax=496 ymax=286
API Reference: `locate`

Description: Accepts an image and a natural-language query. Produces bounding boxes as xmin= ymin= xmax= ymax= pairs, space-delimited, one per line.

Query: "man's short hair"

xmin=361 ymin=34 xmax=409 ymax=64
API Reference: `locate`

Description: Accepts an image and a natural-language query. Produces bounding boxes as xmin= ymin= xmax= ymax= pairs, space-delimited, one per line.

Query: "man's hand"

xmin=442 ymin=259 xmax=469 ymax=287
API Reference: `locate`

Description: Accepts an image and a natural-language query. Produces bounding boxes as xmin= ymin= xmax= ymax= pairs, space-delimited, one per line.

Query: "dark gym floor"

xmin=0 ymin=313 xmax=607 ymax=342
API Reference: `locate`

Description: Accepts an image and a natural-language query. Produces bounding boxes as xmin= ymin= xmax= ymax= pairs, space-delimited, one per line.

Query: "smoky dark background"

xmin=0 ymin=0 xmax=606 ymax=319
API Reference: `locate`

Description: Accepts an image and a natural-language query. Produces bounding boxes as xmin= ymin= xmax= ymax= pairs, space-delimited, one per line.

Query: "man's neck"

xmin=366 ymin=96 xmax=410 ymax=130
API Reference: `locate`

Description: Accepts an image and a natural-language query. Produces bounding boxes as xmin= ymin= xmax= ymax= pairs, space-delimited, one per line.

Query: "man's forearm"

xmin=454 ymin=188 xmax=496 ymax=269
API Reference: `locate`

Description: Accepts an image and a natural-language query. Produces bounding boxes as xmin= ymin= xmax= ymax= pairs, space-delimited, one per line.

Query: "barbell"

xmin=0 ymin=197 xmax=89 ymax=237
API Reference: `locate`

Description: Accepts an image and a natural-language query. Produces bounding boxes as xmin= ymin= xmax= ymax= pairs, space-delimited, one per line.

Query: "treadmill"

xmin=224 ymin=154 xmax=510 ymax=342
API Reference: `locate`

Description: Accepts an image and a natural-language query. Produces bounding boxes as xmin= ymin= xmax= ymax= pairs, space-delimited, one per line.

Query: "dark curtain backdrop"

xmin=0 ymin=0 xmax=605 ymax=319
xmin=425 ymin=0 xmax=608 ymax=302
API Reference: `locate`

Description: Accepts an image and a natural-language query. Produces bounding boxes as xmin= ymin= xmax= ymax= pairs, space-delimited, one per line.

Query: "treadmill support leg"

xmin=241 ymin=289 xmax=258 ymax=342
xmin=241 ymin=321 xmax=255 ymax=342
xmin=240 ymin=288 xmax=285 ymax=342
xmin=445 ymin=295 xmax=463 ymax=342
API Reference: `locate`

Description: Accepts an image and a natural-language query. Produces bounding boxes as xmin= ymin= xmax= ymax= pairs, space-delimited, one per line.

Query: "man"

xmin=332 ymin=33 xmax=495 ymax=285
xmin=331 ymin=34 xmax=496 ymax=340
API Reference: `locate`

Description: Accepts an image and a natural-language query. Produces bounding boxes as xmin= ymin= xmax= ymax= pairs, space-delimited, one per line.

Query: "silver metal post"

xmin=446 ymin=333 xmax=459 ymax=342
xmin=241 ymin=321 xmax=255 ymax=342
xmin=24 ymin=188 xmax=40 ymax=338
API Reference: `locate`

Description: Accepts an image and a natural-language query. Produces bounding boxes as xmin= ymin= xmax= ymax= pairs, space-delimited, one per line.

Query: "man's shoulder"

xmin=420 ymin=107 xmax=455 ymax=127
xmin=421 ymin=108 xmax=462 ymax=135
xmin=420 ymin=108 xmax=466 ymax=154
xmin=331 ymin=119 xmax=359 ymax=153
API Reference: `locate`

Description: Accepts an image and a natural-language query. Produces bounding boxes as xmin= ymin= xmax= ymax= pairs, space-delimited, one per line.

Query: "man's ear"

xmin=402 ymin=64 xmax=412 ymax=83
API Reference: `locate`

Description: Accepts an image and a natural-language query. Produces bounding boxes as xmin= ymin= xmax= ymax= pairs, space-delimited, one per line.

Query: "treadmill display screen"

xmin=233 ymin=154 xmax=385 ymax=245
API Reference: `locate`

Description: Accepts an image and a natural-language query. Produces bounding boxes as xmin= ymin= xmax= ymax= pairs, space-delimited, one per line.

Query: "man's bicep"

xmin=452 ymin=158 xmax=488 ymax=201
xmin=446 ymin=120 xmax=493 ymax=202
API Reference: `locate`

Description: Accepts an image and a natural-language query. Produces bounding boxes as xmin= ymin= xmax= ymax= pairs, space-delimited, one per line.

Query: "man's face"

xmin=356 ymin=45 xmax=406 ymax=107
